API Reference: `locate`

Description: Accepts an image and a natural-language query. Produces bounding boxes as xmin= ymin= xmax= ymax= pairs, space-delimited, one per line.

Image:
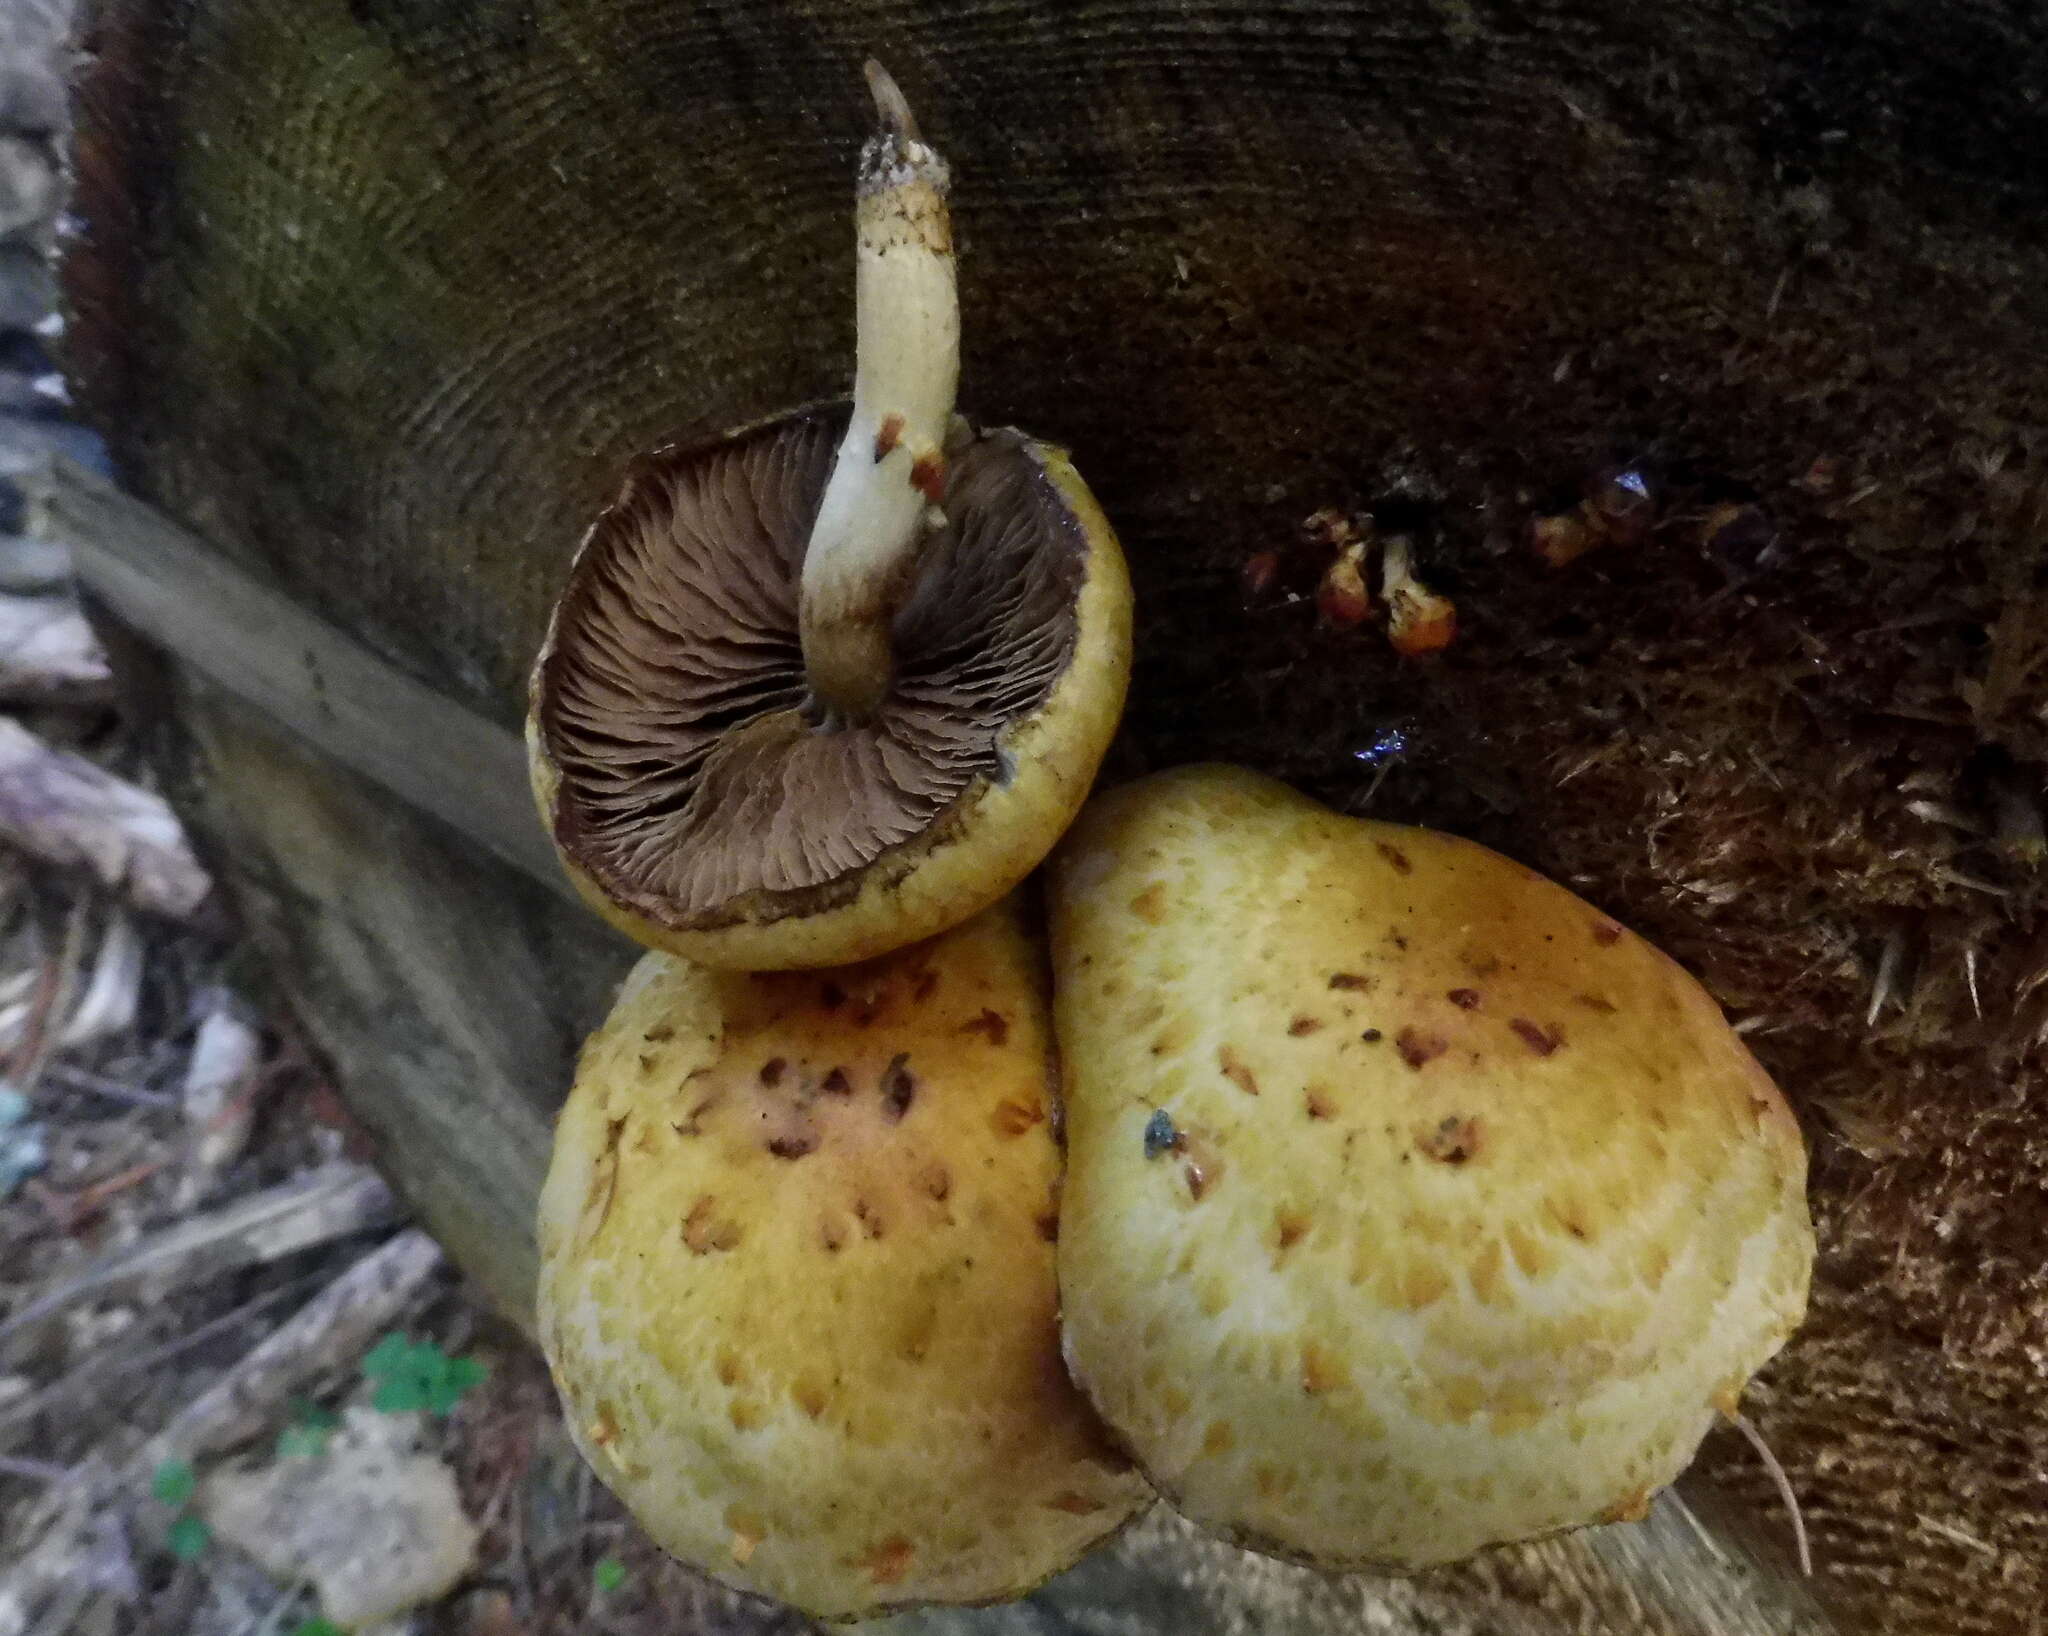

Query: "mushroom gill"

xmin=536 ymin=407 xmax=1086 ymax=929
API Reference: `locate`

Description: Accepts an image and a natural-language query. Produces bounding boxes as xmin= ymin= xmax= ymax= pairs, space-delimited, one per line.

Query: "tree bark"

xmin=57 ymin=2 xmax=2048 ymax=1633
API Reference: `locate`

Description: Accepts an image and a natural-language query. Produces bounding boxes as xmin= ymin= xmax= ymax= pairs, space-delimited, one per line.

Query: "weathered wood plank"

xmin=37 ymin=459 xmax=568 ymax=895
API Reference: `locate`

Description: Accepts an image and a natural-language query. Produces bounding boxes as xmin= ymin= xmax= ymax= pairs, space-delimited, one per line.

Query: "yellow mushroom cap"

xmin=528 ymin=411 xmax=1131 ymax=971
xmin=1048 ymin=764 xmax=1813 ymax=1570
xmin=535 ymin=899 xmax=1147 ymax=1619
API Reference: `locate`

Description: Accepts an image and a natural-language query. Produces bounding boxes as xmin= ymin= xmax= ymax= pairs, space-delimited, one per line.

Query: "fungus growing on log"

xmin=535 ymin=900 xmax=1147 ymax=1619
xmin=1048 ymin=764 xmax=1813 ymax=1570
xmin=529 ymin=64 xmax=1131 ymax=971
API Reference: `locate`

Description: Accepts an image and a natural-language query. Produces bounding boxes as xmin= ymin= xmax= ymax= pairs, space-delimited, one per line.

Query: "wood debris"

xmin=0 ymin=596 xmax=109 ymax=706
xmin=0 ymin=1229 xmax=444 ymax=1636
xmin=0 ymin=721 xmax=215 ymax=923
xmin=0 ymin=1161 xmax=401 ymax=1348
xmin=171 ymin=999 xmax=264 ymax=1209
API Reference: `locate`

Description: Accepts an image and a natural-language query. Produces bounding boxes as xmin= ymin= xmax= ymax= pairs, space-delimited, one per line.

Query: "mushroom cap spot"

xmin=529 ymin=407 xmax=1132 ymax=971
xmin=535 ymin=900 xmax=1145 ymax=1618
xmin=1048 ymin=764 xmax=1813 ymax=1572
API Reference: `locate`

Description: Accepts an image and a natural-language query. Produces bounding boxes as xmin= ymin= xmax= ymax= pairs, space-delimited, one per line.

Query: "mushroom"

xmin=1378 ymin=534 xmax=1457 ymax=656
xmin=529 ymin=64 xmax=1131 ymax=971
xmin=535 ymin=897 xmax=1148 ymax=1619
xmin=1047 ymin=764 xmax=1813 ymax=1570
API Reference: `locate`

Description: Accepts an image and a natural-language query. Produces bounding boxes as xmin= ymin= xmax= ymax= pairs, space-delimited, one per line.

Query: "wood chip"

xmin=0 ymin=596 xmax=110 ymax=705
xmin=172 ymin=1002 xmax=265 ymax=1209
xmin=0 ymin=721 xmax=214 ymax=923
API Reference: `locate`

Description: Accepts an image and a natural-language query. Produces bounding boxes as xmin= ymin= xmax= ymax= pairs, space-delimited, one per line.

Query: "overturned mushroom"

xmin=530 ymin=65 xmax=1131 ymax=970
xmin=536 ymin=899 xmax=1147 ymax=1619
xmin=1048 ymin=764 xmax=1812 ymax=1570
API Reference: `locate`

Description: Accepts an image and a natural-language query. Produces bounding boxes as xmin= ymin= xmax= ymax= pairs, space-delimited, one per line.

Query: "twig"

xmin=145 ymin=1227 xmax=444 ymax=1480
xmin=0 ymin=1163 xmax=400 ymax=1349
xmin=0 ymin=898 xmax=84 ymax=1086
xmin=34 ymin=1063 xmax=177 ymax=1111
xmin=1917 ymin=1513 xmax=1997 ymax=1557
xmin=0 ymin=1270 xmax=329 ymax=1460
xmin=27 ymin=1162 xmax=162 ymax=1237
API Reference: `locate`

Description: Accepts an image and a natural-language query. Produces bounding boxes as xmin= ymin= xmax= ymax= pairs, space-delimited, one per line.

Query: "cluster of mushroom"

xmin=1246 ymin=507 xmax=1459 ymax=654
xmin=526 ymin=66 xmax=1815 ymax=1622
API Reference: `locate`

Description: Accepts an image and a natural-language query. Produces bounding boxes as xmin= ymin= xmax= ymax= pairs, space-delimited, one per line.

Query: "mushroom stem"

xmin=1380 ymin=535 xmax=1458 ymax=656
xmin=799 ymin=61 xmax=960 ymax=727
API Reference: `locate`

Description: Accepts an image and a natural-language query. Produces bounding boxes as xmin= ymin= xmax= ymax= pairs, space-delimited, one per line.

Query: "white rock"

xmin=202 ymin=1408 xmax=480 ymax=1629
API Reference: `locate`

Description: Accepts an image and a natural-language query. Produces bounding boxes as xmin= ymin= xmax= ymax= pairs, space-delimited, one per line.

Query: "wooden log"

xmin=55 ymin=1 xmax=2048 ymax=1631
